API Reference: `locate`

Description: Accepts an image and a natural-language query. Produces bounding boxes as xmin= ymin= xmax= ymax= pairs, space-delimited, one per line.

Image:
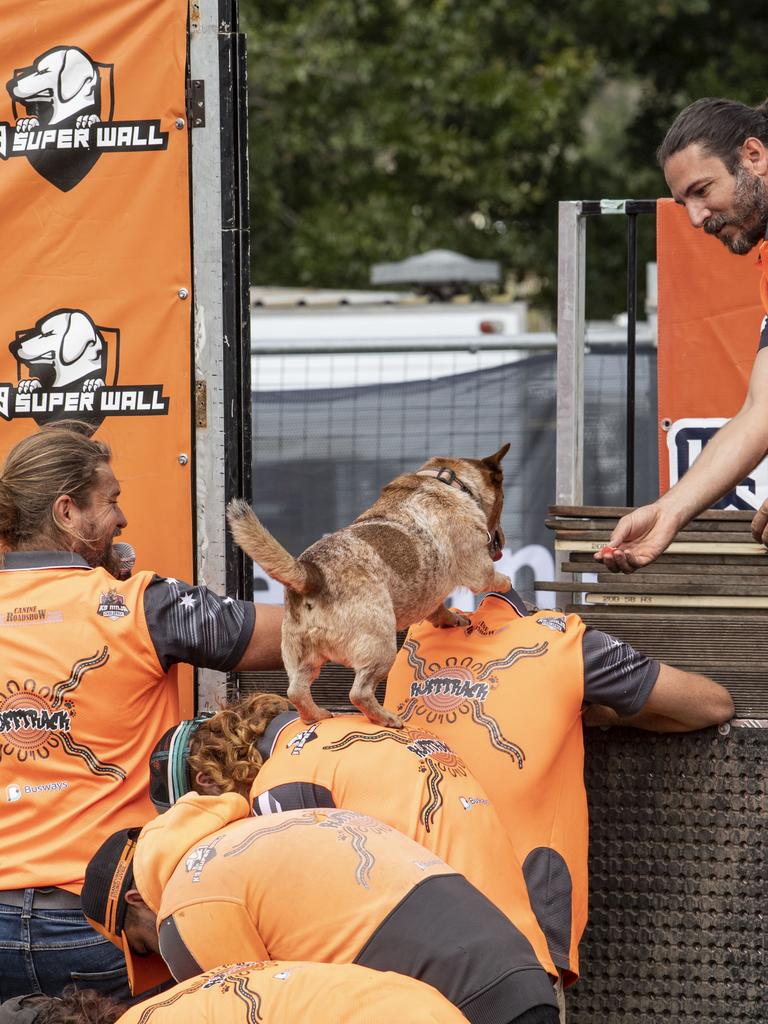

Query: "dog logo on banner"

xmin=0 ymin=46 xmax=168 ymax=191
xmin=0 ymin=307 xmax=170 ymax=428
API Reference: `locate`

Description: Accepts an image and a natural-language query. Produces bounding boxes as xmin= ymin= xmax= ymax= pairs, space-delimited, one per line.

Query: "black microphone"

xmin=112 ymin=541 xmax=136 ymax=580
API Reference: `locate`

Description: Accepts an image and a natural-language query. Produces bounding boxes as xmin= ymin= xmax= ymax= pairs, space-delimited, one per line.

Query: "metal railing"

xmin=556 ymin=199 xmax=657 ymax=507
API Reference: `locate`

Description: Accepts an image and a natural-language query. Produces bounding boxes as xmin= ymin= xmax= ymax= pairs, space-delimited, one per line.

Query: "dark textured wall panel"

xmin=569 ymin=726 xmax=766 ymax=1023
xmin=235 ymin=683 xmax=766 ymax=1021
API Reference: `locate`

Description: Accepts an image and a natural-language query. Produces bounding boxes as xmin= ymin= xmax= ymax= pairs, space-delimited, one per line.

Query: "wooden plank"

xmin=583 ymin=593 xmax=768 ymax=608
xmin=537 ymin=580 xmax=768 ymax=596
xmin=564 ymin=550 xmax=768 ymax=566
xmin=549 ymin=505 xmax=754 ymax=522
xmin=553 ymin=529 xmax=754 ymax=544
xmin=559 ymin=563 xmax=768 ymax=579
xmin=556 ymin=540 xmax=767 ymax=555
xmin=545 ymin=517 xmax=754 ymax=534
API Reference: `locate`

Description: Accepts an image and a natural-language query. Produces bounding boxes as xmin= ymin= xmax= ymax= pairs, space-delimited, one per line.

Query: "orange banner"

xmin=0 ymin=0 xmax=193 ymax=581
xmin=656 ymin=198 xmax=765 ymax=506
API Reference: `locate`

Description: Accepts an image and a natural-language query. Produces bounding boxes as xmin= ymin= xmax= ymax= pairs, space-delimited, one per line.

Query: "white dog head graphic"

xmin=9 ymin=47 xmax=99 ymax=127
xmin=11 ymin=310 xmax=106 ymax=389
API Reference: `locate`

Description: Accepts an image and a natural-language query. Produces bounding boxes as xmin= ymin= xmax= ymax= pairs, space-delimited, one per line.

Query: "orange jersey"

xmin=116 ymin=960 xmax=468 ymax=1024
xmin=134 ymin=793 xmax=558 ymax=1020
xmin=0 ymin=558 xmax=178 ymax=892
xmin=385 ymin=593 xmax=589 ymax=980
xmin=250 ymin=712 xmax=555 ymax=977
xmin=758 ymin=239 xmax=768 ymax=315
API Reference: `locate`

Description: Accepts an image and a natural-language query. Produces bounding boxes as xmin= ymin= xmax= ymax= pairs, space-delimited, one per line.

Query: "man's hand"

xmin=593 ymin=503 xmax=681 ymax=573
xmin=751 ymin=501 xmax=768 ymax=544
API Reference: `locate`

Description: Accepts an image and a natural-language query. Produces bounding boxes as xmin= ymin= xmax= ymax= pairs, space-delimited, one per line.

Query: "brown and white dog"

xmin=227 ymin=445 xmax=511 ymax=727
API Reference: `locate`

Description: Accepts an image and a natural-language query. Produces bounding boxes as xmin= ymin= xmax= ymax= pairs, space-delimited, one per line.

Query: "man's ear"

xmin=52 ymin=493 xmax=79 ymax=534
xmin=124 ymin=888 xmax=146 ymax=907
xmin=740 ymin=136 xmax=768 ymax=177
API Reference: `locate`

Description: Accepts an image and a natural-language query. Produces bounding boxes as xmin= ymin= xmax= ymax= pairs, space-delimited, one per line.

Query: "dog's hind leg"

xmin=286 ymin=661 xmax=333 ymax=724
xmin=348 ymin=648 xmax=403 ymax=729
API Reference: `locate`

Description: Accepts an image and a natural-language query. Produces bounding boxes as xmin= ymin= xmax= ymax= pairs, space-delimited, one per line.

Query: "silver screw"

xmin=660 ymin=418 xmax=672 ymax=431
xmin=178 ymin=288 xmax=189 ymax=300
xmin=178 ymin=454 xmax=189 ymax=465
xmin=175 ymin=118 xmax=185 ymax=129
xmin=718 ymin=722 xmax=730 ymax=736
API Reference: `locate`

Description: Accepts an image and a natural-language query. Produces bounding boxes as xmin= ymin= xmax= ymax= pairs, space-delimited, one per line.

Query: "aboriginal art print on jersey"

xmin=395 ymin=637 xmax=549 ymax=769
xmin=0 ymin=646 xmax=125 ymax=779
xmin=322 ymin=726 xmax=469 ymax=833
xmin=225 ymin=809 xmax=391 ymax=890
xmin=133 ymin=963 xmax=272 ymax=1024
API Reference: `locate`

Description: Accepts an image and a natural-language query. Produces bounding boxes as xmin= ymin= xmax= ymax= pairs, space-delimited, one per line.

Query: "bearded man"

xmin=0 ymin=422 xmax=282 ymax=1001
xmin=596 ymin=96 xmax=768 ymax=571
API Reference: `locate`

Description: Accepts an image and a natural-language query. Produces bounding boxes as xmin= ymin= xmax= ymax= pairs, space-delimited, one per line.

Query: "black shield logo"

xmin=6 ymin=47 xmax=114 ymax=192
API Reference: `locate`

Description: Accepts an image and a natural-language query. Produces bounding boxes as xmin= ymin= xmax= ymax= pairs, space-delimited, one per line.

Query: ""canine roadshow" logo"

xmin=1 ymin=46 xmax=169 ymax=191
xmin=1 ymin=307 xmax=169 ymax=428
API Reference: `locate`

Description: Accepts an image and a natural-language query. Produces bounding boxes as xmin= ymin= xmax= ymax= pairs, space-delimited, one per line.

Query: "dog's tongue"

xmin=490 ymin=530 xmax=503 ymax=561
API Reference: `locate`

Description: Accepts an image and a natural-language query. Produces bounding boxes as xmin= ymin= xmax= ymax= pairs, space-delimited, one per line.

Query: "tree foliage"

xmin=239 ymin=0 xmax=768 ymax=317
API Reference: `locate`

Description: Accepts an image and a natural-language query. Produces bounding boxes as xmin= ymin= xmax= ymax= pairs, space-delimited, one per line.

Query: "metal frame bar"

xmin=556 ymin=199 xmax=656 ymax=507
xmin=189 ymin=0 xmax=251 ymax=710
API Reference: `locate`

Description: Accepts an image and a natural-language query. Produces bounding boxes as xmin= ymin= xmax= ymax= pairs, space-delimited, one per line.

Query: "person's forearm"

xmin=657 ymin=405 xmax=768 ymax=524
xmin=234 ymin=604 xmax=284 ymax=671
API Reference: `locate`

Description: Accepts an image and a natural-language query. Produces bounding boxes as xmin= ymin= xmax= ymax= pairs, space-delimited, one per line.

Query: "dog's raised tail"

xmin=227 ymin=499 xmax=314 ymax=595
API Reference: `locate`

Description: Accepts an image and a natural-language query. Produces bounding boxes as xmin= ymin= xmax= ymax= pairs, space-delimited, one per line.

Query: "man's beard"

xmin=704 ymin=168 xmax=768 ymax=255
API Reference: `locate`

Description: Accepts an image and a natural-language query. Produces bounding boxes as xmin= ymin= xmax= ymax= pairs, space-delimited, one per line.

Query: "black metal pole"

xmin=625 ymin=213 xmax=638 ymax=506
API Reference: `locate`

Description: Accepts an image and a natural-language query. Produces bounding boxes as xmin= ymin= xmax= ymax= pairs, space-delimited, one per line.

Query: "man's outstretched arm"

xmin=584 ymin=663 xmax=734 ymax=732
xmin=595 ymin=345 xmax=768 ymax=573
xmin=234 ymin=603 xmax=284 ymax=671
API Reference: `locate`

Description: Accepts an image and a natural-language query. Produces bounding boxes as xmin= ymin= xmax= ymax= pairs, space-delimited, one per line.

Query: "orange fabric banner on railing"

xmin=656 ymin=198 xmax=766 ymax=506
xmin=0 ymin=0 xmax=193 ymax=581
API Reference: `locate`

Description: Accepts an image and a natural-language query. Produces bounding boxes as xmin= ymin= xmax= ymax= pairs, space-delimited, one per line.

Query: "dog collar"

xmin=416 ymin=467 xmax=477 ymax=501
xmin=417 ymin=467 xmax=501 ymax=557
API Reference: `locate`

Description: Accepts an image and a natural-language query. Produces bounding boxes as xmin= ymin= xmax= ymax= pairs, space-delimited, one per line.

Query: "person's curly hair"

xmin=32 ymin=987 xmax=125 ymax=1024
xmin=188 ymin=692 xmax=292 ymax=795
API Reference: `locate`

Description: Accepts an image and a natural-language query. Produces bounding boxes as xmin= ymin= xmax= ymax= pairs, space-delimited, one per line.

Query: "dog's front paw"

xmin=427 ymin=605 xmax=470 ymax=629
xmin=82 ymin=378 xmax=104 ymax=392
xmin=15 ymin=117 xmax=39 ymax=132
xmin=17 ymin=377 xmax=41 ymax=394
xmin=491 ymin=571 xmax=511 ymax=592
xmin=76 ymin=113 xmax=100 ymax=129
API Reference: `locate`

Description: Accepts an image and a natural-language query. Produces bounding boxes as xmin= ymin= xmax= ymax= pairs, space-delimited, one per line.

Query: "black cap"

xmin=81 ymin=827 xmax=169 ymax=996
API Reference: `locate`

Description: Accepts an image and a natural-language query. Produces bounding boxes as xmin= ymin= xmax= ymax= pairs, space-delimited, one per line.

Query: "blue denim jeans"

xmin=0 ymin=890 xmax=131 ymax=1001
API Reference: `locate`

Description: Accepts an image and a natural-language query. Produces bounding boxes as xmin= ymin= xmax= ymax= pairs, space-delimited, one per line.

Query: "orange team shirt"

xmin=384 ymin=591 xmax=659 ymax=981
xmin=135 ymin=793 xmax=557 ymax=1019
xmin=116 ymin=961 xmax=468 ymax=1024
xmin=0 ymin=559 xmax=178 ymax=892
xmin=250 ymin=712 xmax=556 ymax=977
xmin=758 ymin=239 xmax=768 ymax=315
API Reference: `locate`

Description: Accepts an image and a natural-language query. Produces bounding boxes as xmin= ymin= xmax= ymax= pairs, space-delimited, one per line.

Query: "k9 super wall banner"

xmin=656 ymin=198 xmax=767 ymax=508
xmin=0 ymin=0 xmax=193 ymax=580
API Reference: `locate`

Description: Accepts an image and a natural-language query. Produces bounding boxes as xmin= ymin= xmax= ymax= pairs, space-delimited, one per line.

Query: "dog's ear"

xmin=61 ymin=311 xmax=102 ymax=366
xmin=58 ymin=49 xmax=98 ymax=104
xmin=481 ymin=443 xmax=510 ymax=470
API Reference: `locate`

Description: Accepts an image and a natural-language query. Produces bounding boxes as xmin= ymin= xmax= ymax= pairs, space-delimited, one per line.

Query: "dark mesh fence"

xmin=251 ymin=345 xmax=658 ymax=604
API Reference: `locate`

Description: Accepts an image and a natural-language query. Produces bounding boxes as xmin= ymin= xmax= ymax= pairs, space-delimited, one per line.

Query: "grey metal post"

xmin=189 ymin=0 xmax=228 ymax=710
xmin=555 ymin=201 xmax=586 ymax=506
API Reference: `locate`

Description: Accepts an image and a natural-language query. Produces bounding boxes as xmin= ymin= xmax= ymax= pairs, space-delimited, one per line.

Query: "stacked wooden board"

xmin=537 ymin=506 xmax=768 ymax=718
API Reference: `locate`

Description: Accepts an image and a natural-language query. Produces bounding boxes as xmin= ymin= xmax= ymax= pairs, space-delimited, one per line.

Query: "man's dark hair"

xmin=657 ymin=97 xmax=768 ymax=172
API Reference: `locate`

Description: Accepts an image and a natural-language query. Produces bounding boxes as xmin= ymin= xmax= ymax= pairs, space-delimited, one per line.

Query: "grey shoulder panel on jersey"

xmin=355 ymin=874 xmax=557 ymax=1022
